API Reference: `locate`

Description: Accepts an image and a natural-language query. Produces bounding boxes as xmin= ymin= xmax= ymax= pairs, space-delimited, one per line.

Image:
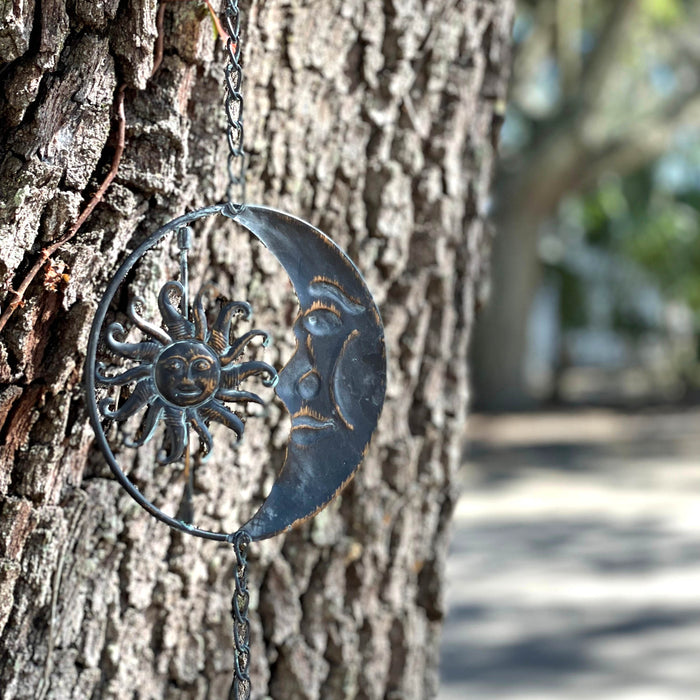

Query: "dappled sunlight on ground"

xmin=439 ymin=409 xmax=700 ymax=700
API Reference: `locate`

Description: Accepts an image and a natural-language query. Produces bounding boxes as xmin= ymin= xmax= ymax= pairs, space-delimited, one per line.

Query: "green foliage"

xmin=509 ymin=1 xmax=700 ymax=334
xmin=641 ymin=0 xmax=684 ymax=25
xmin=559 ymin=131 xmax=700 ymax=323
xmin=555 ymin=266 xmax=588 ymax=329
xmin=623 ymin=197 xmax=700 ymax=313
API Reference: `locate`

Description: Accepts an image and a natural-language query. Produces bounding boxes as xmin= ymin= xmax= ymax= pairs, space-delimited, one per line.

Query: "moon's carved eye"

xmin=303 ymin=309 xmax=342 ymax=336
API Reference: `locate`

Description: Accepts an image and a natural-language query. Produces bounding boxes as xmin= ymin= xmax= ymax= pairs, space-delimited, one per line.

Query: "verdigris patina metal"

xmin=96 ymin=278 xmax=276 ymax=464
xmin=228 ymin=205 xmax=387 ymax=541
xmin=86 ymin=204 xmax=386 ymax=542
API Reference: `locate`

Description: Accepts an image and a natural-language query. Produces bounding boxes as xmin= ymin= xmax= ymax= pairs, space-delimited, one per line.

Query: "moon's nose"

xmin=297 ymin=370 xmax=321 ymax=399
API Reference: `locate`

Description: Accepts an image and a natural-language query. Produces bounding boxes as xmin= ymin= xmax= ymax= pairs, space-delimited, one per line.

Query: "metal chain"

xmin=228 ymin=529 xmax=252 ymax=700
xmin=223 ymin=0 xmax=246 ymax=208
xmin=223 ymin=5 xmax=250 ymax=693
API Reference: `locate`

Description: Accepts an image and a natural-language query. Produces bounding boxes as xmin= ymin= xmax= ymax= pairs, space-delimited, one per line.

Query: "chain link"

xmin=223 ymin=0 xmax=246 ymax=208
xmin=228 ymin=529 xmax=252 ymax=700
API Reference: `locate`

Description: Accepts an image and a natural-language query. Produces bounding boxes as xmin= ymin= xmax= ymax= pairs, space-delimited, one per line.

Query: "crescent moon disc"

xmin=86 ymin=204 xmax=386 ymax=542
xmin=226 ymin=205 xmax=387 ymax=540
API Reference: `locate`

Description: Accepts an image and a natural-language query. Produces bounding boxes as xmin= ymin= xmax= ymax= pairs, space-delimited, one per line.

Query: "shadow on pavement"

xmin=439 ymin=409 xmax=700 ymax=700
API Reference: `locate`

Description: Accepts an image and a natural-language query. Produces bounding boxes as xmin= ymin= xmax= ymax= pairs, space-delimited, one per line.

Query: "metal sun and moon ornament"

xmin=85 ymin=3 xmax=385 ymax=698
xmin=86 ymin=206 xmax=387 ymax=541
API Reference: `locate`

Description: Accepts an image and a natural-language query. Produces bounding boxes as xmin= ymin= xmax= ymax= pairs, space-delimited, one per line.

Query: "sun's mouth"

xmin=176 ymin=385 xmax=203 ymax=396
xmin=167 ymin=383 xmax=212 ymax=407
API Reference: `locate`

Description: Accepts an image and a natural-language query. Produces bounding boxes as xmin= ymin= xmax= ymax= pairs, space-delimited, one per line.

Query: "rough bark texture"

xmin=0 ymin=1 xmax=513 ymax=698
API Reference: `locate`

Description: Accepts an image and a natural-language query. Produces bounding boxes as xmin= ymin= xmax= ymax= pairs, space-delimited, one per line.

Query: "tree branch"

xmin=582 ymin=89 xmax=700 ymax=187
xmin=579 ymin=0 xmax=637 ymax=107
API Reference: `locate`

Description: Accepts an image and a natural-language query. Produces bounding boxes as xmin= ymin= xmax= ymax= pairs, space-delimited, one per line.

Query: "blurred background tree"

xmin=471 ymin=0 xmax=700 ymax=410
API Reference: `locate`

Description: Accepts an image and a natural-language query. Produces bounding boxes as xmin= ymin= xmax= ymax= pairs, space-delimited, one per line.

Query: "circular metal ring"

xmin=86 ymin=204 xmax=233 ymax=541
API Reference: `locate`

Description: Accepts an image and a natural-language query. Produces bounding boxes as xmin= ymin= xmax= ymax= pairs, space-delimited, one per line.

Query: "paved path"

xmin=439 ymin=409 xmax=700 ymax=700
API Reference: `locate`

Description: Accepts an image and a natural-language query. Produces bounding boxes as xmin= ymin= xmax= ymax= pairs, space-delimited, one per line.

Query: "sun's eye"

xmin=165 ymin=358 xmax=185 ymax=372
xmin=303 ymin=309 xmax=342 ymax=336
xmin=193 ymin=358 xmax=213 ymax=372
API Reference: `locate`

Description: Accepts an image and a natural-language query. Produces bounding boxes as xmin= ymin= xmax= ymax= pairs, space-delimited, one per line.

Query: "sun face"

xmin=154 ymin=342 xmax=221 ymax=406
xmin=97 ymin=280 xmax=277 ymax=464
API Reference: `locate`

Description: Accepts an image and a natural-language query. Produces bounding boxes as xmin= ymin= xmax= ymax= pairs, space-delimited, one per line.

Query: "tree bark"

xmin=0 ymin=1 xmax=514 ymax=698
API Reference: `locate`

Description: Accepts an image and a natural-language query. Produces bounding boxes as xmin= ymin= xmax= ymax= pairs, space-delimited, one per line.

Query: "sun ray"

xmin=221 ymin=360 xmax=278 ymax=387
xmin=193 ymin=284 xmax=217 ymax=341
xmin=200 ymin=401 xmax=245 ymax=439
xmin=128 ymin=297 xmax=172 ymax=344
xmin=106 ymin=322 xmax=161 ymax=360
xmin=124 ymin=401 xmax=165 ymax=448
xmin=208 ymin=300 xmax=252 ymax=353
xmin=96 ymin=363 xmax=152 ymax=386
xmin=158 ymin=406 xmax=187 ymax=464
xmin=219 ymin=329 xmax=271 ymax=365
xmin=189 ymin=408 xmax=214 ymax=461
xmin=215 ymin=388 xmax=265 ymax=404
xmin=158 ymin=281 xmax=195 ymax=340
xmin=99 ymin=379 xmax=155 ymax=420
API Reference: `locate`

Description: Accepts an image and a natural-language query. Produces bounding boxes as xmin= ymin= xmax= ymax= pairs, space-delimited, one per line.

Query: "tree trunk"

xmin=0 ymin=2 xmax=514 ymax=698
xmin=469 ymin=2 xmax=683 ymax=411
